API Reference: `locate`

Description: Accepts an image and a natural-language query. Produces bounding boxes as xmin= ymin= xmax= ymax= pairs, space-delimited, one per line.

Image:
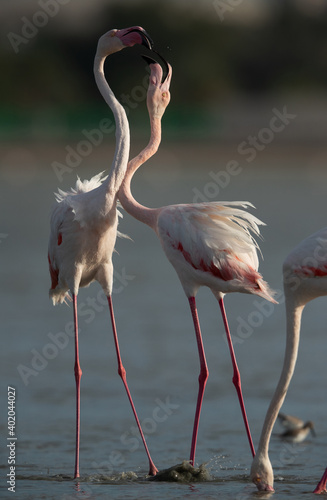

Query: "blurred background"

xmin=2 ymin=0 xmax=327 ymax=143
xmin=1 ymin=1 xmax=327 ymax=495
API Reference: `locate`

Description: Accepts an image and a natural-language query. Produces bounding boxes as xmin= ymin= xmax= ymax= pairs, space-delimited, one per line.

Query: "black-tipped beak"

xmin=142 ymin=55 xmax=157 ymax=66
xmin=142 ymin=52 xmax=170 ymax=84
xmin=125 ymin=28 xmax=153 ymax=50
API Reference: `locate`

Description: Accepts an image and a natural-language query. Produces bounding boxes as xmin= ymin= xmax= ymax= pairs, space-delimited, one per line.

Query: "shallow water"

xmin=1 ymin=144 xmax=327 ymax=499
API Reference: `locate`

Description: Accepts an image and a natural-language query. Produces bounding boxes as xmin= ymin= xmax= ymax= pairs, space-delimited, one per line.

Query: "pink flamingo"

xmin=119 ymin=60 xmax=277 ymax=467
xmin=48 ymin=27 xmax=158 ymax=478
xmin=250 ymin=226 xmax=327 ymax=493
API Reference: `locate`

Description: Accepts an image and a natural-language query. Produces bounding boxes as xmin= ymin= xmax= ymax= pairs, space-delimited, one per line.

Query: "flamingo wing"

xmin=157 ymin=202 xmax=276 ymax=301
xmin=157 ymin=202 xmax=263 ymax=273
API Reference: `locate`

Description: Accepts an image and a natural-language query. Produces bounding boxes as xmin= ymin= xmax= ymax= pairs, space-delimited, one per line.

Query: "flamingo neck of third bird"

xmin=119 ymin=114 xmax=162 ymax=229
xmin=256 ymin=297 xmax=304 ymax=457
xmin=93 ymin=53 xmax=130 ymax=197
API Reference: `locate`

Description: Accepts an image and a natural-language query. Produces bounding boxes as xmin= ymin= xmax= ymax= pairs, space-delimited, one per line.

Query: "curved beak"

xmin=256 ymin=482 xmax=275 ymax=492
xmin=142 ymin=52 xmax=170 ymax=84
xmin=123 ymin=27 xmax=153 ymax=50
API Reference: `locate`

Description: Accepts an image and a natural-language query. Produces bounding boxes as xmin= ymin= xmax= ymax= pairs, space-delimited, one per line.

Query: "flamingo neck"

xmin=256 ymin=296 xmax=304 ymax=458
xmin=94 ymin=54 xmax=130 ymax=199
xmin=119 ymin=114 xmax=162 ymax=229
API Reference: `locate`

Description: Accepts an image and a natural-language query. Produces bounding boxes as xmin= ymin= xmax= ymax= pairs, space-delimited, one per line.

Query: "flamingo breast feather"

xmin=54 ymin=172 xmax=115 ymax=228
xmin=48 ymin=173 xmax=123 ymax=304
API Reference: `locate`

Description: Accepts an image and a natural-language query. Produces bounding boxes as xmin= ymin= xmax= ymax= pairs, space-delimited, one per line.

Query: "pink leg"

xmin=219 ymin=298 xmax=255 ymax=458
xmin=73 ymin=294 xmax=82 ymax=479
xmin=107 ymin=296 xmax=158 ymax=476
xmin=188 ymin=296 xmax=209 ymax=466
xmin=313 ymin=467 xmax=327 ymax=494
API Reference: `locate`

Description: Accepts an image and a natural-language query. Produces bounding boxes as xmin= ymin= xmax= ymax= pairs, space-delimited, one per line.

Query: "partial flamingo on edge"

xmin=119 ymin=60 xmax=277 ymax=467
xmin=250 ymin=226 xmax=327 ymax=493
xmin=48 ymin=27 xmax=159 ymax=478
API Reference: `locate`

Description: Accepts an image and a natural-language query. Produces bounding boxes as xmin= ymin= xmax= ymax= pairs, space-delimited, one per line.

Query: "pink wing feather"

xmin=157 ymin=201 xmax=276 ymax=302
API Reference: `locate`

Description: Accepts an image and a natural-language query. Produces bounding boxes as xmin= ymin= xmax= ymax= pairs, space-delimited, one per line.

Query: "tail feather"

xmin=49 ymin=288 xmax=71 ymax=306
xmin=255 ymin=278 xmax=278 ymax=304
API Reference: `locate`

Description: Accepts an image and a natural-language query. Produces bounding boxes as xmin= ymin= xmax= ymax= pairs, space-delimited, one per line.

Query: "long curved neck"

xmin=94 ymin=54 xmax=130 ymax=198
xmin=256 ymin=294 xmax=304 ymax=457
xmin=119 ymin=114 xmax=162 ymax=229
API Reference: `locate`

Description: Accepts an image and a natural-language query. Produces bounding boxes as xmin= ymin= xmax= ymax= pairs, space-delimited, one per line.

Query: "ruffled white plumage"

xmin=52 ymin=172 xmax=127 ymax=237
xmin=54 ymin=171 xmax=108 ymax=200
xmin=54 ymin=172 xmax=122 ymax=226
xmin=157 ymin=201 xmax=275 ymax=301
xmin=158 ymin=202 xmax=262 ymax=266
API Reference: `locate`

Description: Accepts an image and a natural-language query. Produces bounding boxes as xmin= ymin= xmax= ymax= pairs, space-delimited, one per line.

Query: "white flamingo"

xmin=48 ymin=27 xmax=158 ymax=478
xmin=119 ymin=60 xmax=277 ymax=467
xmin=250 ymin=226 xmax=327 ymax=493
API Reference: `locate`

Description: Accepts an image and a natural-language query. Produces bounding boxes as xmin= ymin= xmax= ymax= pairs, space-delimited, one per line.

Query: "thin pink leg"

xmin=73 ymin=293 xmax=82 ymax=479
xmin=107 ymin=296 xmax=158 ymax=476
xmin=218 ymin=298 xmax=255 ymax=458
xmin=313 ymin=467 xmax=327 ymax=494
xmin=188 ymin=296 xmax=209 ymax=466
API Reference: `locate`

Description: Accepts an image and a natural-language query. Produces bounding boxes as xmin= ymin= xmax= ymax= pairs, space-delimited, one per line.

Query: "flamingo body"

xmin=251 ymin=226 xmax=327 ymax=493
xmin=156 ymin=202 xmax=274 ymax=300
xmin=48 ymin=173 xmax=119 ymax=303
xmin=283 ymin=227 xmax=327 ymax=304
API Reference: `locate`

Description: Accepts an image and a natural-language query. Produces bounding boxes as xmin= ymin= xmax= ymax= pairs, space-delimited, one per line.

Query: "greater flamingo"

xmin=250 ymin=226 xmax=327 ymax=493
xmin=118 ymin=60 xmax=277 ymax=467
xmin=48 ymin=27 xmax=158 ymax=478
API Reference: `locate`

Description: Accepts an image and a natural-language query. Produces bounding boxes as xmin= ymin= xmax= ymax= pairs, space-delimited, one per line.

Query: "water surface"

xmin=1 ymin=144 xmax=326 ymax=498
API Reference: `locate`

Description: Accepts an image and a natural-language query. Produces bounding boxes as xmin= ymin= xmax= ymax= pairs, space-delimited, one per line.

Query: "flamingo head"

xmin=144 ymin=58 xmax=172 ymax=120
xmin=97 ymin=26 xmax=153 ymax=57
xmin=250 ymin=454 xmax=275 ymax=492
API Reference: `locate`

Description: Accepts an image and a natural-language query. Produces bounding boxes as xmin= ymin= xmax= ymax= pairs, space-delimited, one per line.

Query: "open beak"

xmin=142 ymin=53 xmax=170 ymax=84
xmin=123 ymin=27 xmax=153 ymax=50
xmin=122 ymin=27 xmax=169 ymax=84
